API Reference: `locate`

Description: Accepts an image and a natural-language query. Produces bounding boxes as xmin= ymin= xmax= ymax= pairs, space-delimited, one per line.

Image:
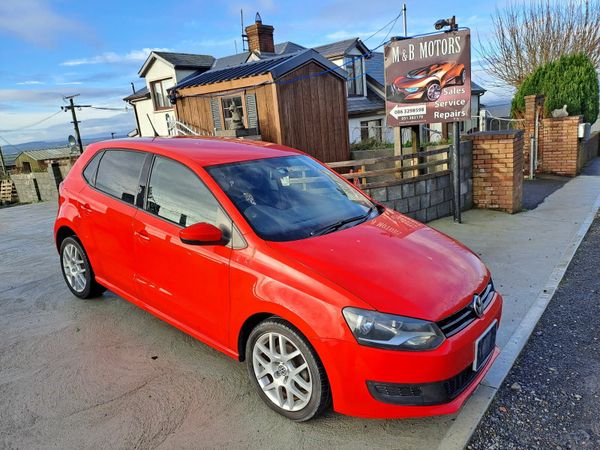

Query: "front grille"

xmin=437 ymin=280 xmax=495 ymax=337
xmin=367 ymin=365 xmax=480 ymax=406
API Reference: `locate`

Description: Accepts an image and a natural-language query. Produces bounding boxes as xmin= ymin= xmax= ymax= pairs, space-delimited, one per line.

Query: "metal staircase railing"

xmin=166 ymin=118 xmax=213 ymax=137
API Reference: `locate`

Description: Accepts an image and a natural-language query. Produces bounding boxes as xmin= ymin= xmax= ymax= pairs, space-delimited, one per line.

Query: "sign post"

xmin=384 ymin=28 xmax=471 ymax=222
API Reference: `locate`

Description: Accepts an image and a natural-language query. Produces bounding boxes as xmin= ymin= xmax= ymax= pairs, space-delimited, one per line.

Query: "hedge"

xmin=511 ymin=53 xmax=599 ymax=124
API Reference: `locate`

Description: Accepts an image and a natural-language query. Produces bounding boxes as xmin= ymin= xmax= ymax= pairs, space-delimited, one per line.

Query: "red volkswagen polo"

xmin=54 ymin=137 xmax=501 ymax=421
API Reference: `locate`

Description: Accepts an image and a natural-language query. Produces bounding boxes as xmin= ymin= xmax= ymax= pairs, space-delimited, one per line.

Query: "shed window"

xmin=345 ymin=56 xmax=364 ymax=96
xmin=221 ymin=97 xmax=244 ymax=130
xmin=151 ymin=78 xmax=174 ymax=111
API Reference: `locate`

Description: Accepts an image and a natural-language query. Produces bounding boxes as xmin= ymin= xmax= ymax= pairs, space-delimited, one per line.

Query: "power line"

xmin=363 ymin=10 xmax=404 ymax=43
xmin=0 ymin=110 xmax=62 ymax=133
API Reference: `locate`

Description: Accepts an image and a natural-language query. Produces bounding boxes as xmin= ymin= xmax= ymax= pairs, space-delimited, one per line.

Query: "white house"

xmin=123 ymin=52 xmax=214 ymax=136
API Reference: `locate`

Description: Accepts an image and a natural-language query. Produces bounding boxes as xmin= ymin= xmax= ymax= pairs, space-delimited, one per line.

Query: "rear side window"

xmin=82 ymin=151 xmax=103 ymax=185
xmin=95 ymin=150 xmax=145 ymax=205
xmin=146 ymin=156 xmax=219 ymax=227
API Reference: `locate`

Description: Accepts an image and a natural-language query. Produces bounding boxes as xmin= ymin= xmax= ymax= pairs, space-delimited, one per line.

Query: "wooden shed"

xmin=172 ymin=49 xmax=350 ymax=163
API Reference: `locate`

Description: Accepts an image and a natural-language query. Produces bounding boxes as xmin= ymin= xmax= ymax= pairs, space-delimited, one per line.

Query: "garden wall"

xmin=362 ymin=141 xmax=473 ymax=223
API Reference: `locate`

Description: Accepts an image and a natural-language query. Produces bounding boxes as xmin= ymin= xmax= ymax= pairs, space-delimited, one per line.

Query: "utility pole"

xmin=61 ymin=95 xmax=90 ymax=155
xmin=403 ymin=3 xmax=407 ymax=37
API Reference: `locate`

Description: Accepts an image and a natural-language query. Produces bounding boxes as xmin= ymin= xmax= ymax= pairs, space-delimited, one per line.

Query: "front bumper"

xmin=317 ymin=293 xmax=503 ymax=418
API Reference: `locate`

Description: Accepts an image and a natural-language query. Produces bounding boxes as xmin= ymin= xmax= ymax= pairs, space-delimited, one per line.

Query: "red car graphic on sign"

xmin=388 ymin=62 xmax=466 ymax=102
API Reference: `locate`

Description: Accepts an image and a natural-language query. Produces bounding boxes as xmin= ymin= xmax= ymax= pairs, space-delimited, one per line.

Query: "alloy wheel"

xmin=426 ymin=83 xmax=442 ymax=101
xmin=252 ymin=332 xmax=312 ymax=412
xmin=62 ymin=243 xmax=87 ymax=292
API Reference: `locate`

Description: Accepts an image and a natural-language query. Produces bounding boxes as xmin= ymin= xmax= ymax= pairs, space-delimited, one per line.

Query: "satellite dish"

xmin=68 ymin=135 xmax=79 ymax=156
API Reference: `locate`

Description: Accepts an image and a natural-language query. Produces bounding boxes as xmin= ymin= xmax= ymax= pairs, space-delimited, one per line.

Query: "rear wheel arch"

xmin=55 ymin=225 xmax=77 ymax=251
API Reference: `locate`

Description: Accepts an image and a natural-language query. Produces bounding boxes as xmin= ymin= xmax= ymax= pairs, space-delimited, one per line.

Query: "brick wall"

xmin=465 ymin=130 xmax=523 ymax=213
xmin=540 ymin=116 xmax=582 ymax=176
xmin=363 ymin=141 xmax=473 ymax=223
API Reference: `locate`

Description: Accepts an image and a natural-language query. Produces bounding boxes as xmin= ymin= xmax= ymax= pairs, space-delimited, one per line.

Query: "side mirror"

xmin=179 ymin=222 xmax=223 ymax=245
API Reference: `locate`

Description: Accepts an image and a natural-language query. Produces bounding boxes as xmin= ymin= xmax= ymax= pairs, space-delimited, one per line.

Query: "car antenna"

xmin=146 ymin=114 xmax=159 ymax=138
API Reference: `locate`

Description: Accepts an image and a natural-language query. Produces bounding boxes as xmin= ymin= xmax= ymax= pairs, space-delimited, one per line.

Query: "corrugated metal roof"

xmin=175 ymin=49 xmax=345 ymax=90
xmin=19 ymin=147 xmax=73 ymax=161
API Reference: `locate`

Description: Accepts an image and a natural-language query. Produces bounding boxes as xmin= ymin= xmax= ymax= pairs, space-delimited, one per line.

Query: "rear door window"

xmin=95 ymin=150 xmax=146 ymax=205
xmin=145 ymin=156 xmax=220 ymax=227
xmin=82 ymin=151 xmax=103 ymax=185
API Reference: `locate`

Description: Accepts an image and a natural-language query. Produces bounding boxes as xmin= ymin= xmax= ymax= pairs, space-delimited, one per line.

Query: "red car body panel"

xmin=54 ymin=137 xmax=502 ymax=419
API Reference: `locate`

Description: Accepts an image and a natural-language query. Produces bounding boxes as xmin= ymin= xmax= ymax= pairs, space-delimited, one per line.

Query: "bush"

xmin=511 ymin=53 xmax=599 ymax=123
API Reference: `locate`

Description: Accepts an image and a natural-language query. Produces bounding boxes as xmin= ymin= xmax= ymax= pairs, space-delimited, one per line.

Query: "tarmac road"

xmin=468 ymin=213 xmax=600 ymax=449
xmin=0 ymin=202 xmax=455 ymax=449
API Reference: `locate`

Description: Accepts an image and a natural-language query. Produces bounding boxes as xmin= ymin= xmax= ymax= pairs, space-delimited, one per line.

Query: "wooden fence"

xmin=327 ymin=147 xmax=450 ymax=189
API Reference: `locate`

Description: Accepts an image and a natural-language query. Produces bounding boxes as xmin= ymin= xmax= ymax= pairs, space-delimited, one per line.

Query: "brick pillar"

xmin=523 ymin=94 xmax=544 ymax=175
xmin=465 ymin=130 xmax=524 ymax=213
xmin=539 ymin=116 xmax=582 ymax=176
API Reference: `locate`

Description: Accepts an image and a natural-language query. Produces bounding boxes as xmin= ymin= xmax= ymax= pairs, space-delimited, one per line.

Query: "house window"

xmin=345 ymin=56 xmax=364 ymax=96
xmin=360 ymin=119 xmax=382 ymax=142
xmin=221 ymin=97 xmax=245 ymax=130
xmin=151 ymin=78 xmax=174 ymax=111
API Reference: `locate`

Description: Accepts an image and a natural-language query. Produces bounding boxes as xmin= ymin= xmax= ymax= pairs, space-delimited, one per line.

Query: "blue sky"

xmin=0 ymin=0 xmax=514 ymax=148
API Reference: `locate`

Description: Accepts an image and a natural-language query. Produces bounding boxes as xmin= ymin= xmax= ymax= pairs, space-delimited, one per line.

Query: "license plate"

xmin=473 ymin=320 xmax=497 ymax=372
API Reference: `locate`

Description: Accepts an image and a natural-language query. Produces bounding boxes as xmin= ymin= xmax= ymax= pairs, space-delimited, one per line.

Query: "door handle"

xmin=134 ymin=230 xmax=150 ymax=241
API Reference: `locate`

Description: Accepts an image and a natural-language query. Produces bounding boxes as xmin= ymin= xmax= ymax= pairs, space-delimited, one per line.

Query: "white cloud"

xmin=16 ymin=81 xmax=44 ymax=86
xmin=0 ymin=0 xmax=87 ymax=47
xmin=0 ymin=109 xmax=134 ymax=145
xmin=0 ymin=87 xmax=129 ymax=106
xmin=61 ymin=48 xmax=171 ymax=67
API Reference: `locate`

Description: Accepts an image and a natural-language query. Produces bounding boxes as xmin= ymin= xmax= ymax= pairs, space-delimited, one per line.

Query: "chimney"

xmin=245 ymin=12 xmax=274 ymax=54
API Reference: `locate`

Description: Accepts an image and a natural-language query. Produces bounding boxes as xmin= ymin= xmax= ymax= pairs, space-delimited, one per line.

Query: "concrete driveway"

xmin=0 ymin=203 xmax=454 ymax=449
xmin=1 ymin=159 xmax=599 ymax=449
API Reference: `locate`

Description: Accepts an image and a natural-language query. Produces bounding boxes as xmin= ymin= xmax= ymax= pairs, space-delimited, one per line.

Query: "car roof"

xmin=86 ymin=137 xmax=303 ymax=167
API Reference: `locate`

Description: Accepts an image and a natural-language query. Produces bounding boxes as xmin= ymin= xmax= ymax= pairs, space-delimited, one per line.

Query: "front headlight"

xmin=404 ymin=87 xmax=420 ymax=93
xmin=342 ymin=307 xmax=445 ymax=351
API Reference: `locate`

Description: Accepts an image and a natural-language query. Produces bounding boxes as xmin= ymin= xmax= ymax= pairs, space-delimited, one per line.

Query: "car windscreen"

xmin=206 ymin=155 xmax=376 ymax=242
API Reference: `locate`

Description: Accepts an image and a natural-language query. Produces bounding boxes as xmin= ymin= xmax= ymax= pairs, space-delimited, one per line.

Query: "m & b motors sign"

xmin=384 ymin=29 xmax=471 ymax=127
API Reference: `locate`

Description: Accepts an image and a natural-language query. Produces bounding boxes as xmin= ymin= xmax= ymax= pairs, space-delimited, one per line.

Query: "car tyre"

xmin=246 ymin=318 xmax=331 ymax=421
xmin=60 ymin=236 xmax=106 ymax=299
xmin=425 ymin=81 xmax=442 ymax=102
xmin=456 ymin=69 xmax=466 ymax=85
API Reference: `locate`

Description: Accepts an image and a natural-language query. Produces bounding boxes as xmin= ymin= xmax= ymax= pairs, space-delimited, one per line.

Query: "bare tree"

xmin=479 ymin=0 xmax=600 ymax=87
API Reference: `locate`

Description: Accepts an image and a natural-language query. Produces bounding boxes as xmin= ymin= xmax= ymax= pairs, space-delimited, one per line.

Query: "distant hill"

xmin=1 ymin=133 xmax=131 ymax=155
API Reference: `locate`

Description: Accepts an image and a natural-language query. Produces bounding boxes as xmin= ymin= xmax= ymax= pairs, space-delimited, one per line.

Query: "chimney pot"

xmin=245 ymin=13 xmax=274 ymax=54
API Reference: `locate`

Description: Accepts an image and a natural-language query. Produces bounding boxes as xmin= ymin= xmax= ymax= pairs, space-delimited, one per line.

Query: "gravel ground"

xmin=468 ymin=212 xmax=600 ymax=450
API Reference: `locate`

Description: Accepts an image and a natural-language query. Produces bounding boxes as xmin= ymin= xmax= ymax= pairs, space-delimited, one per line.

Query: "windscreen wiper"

xmin=310 ymin=207 xmax=375 ymax=237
